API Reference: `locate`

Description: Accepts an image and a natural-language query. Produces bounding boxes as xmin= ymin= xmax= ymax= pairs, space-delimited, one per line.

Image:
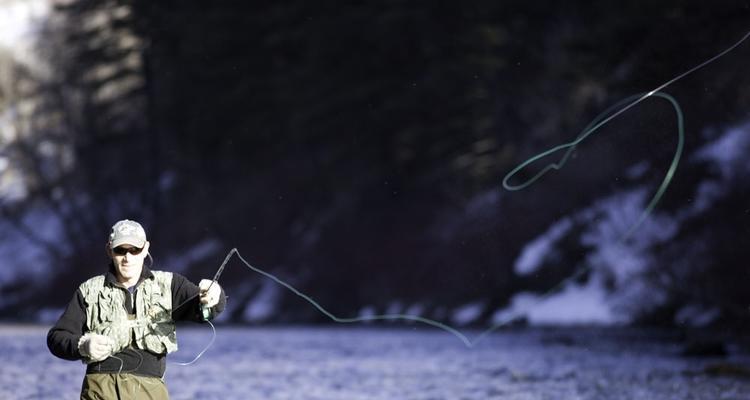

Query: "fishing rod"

xmin=200 ymin=248 xmax=233 ymax=320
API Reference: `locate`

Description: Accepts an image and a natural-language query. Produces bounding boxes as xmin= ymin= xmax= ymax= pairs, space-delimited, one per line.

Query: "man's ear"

xmin=143 ymin=241 xmax=151 ymax=254
xmin=105 ymin=242 xmax=113 ymax=258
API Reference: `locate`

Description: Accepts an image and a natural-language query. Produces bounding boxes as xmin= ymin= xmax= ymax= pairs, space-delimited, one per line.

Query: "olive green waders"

xmin=81 ymin=373 xmax=169 ymax=399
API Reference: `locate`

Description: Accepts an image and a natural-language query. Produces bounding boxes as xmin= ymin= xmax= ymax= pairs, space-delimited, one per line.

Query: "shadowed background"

xmin=1 ymin=0 xmax=749 ymax=334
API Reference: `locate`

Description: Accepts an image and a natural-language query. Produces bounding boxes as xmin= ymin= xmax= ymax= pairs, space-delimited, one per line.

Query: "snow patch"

xmin=451 ymin=302 xmax=484 ymax=326
xmin=404 ymin=303 xmax=424 ymax=317
xmin=385 ymin=301 xmax=403 ymax=315
xmin=625 ymin=160 xmax=650 ymax=179
xmin=358 ymin=306 xmax=376 ymax=321
xmin=686 ymin=180 xmax=726 ymax=216
xmin=162 ymin=238 xmax=222 ymax=273
xmin=514 ymin=217 xmax=573 ymax=275
xmin=675 ymin=304 xmax=721 ymax=327
xmin=694 ymin=121 xmax=750 ymax=179
xmin=582 ymin=188 xmax=677 ymax=279
xmin=492 ymin=276 xmax=620 ymax=325
xmin=243 ymin=280 xmax=281 ymax=322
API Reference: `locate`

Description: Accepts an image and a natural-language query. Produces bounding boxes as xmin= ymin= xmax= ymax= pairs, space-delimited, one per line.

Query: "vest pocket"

xmin=95 ymin=291 xmax=116 ymax=325
xmin=148 ymin=296 xmax=171 ymax=322
xmin=141 ymin=292 xmax=177 ymax=354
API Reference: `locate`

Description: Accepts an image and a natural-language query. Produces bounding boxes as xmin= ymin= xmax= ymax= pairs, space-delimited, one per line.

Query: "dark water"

xmin=3 ymin=324 xmax=749 ymax=399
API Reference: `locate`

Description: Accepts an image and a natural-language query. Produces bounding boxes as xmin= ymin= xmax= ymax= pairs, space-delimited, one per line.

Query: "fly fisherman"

xmin=47 ymin=219 xmax=226 ymax=399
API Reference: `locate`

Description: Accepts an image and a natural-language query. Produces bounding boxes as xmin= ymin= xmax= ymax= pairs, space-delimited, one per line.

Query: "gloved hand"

xmin=199 ymin=279 xmax=222 ymax=308
xmin=78 ymin=333 xmax=114 ymax=362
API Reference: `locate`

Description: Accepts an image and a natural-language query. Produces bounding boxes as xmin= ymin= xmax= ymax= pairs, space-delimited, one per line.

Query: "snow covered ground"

xmin=2 ymin=324 xmax=749 ymax=399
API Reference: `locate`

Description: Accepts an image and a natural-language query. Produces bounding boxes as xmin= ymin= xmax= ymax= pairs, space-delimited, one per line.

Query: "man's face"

xmin=109 ymin=241 xmax=150 ymax=285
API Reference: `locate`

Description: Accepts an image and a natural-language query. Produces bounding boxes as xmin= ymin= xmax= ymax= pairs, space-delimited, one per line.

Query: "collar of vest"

xmin=105 ymin=263 xmax=155 ymax=287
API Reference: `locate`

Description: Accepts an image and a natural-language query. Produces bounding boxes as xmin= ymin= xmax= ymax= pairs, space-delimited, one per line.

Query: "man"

xmin=47 ymin=219 xmax=226 ymax=399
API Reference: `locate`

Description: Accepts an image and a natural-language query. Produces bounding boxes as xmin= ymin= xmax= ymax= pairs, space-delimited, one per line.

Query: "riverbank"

xmin=3 ymin=324 xmax=749 ymax=399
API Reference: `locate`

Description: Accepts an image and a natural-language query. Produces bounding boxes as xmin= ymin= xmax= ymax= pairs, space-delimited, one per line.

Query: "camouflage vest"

xmin=79 ymin=270 xmax=178 ymax=360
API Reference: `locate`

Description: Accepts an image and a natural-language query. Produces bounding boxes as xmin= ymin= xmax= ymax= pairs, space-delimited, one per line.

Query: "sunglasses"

xmin=112 ymin=246 xmax=144 ymax=256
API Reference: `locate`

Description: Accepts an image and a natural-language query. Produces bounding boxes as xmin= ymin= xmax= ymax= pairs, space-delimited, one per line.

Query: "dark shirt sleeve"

xmin=47 ymin=290 xmax=86 ymax=361
xmin=171 ymin=273 xmax=227 ymax=322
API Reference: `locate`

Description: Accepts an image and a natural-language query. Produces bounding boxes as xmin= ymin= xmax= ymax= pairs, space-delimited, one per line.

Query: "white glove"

xmin=199 ymin=279 xmax=222 ymax=308
xmin=78 ymin=333 xmax=114 ymax=362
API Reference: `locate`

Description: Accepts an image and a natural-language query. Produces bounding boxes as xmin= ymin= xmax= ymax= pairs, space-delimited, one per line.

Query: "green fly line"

xmin=176 ymin=30 xmax=750 ymax=363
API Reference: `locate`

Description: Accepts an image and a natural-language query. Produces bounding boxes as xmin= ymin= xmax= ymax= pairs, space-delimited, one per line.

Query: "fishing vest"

xmin=79 ymin=270 xmax=178 ymax=360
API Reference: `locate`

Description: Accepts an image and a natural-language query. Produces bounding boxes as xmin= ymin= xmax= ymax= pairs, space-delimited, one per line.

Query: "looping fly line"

xmin=175 ymin=30 xmax=750 ymax=364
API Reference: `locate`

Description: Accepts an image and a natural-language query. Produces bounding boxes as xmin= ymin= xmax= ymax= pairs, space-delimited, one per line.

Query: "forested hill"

xmin=1 ymin=1 xmax=749 ymax=328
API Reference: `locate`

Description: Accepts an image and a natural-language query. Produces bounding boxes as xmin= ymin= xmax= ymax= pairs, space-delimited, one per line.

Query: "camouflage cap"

xmin=109 ymin=219 xmax=147 ymax=248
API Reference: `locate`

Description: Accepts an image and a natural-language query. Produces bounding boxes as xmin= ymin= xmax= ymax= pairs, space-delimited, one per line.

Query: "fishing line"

xmin=175 ymin=29 xmax=749 ymax=357
xmin=503 ymin=30 xmax=750 ymax=239
xmin=172 ymin=320 xmax=217 ymax=365
xmin=106 ymin=349 xmax=164 ymax=392
xmin=504 ymin=91 xmax=683 ymax=241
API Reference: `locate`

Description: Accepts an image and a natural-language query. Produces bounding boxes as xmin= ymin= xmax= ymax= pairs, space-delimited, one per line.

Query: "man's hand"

xmin=199 ymin=279 xmax=222 ymax=308
xmin=78 ymin=333 xmax=114 ymax=362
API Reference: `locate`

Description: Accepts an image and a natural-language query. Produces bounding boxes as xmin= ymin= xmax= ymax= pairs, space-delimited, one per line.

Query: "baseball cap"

xmin=109 ymin=219 xmax=147 ymax=248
